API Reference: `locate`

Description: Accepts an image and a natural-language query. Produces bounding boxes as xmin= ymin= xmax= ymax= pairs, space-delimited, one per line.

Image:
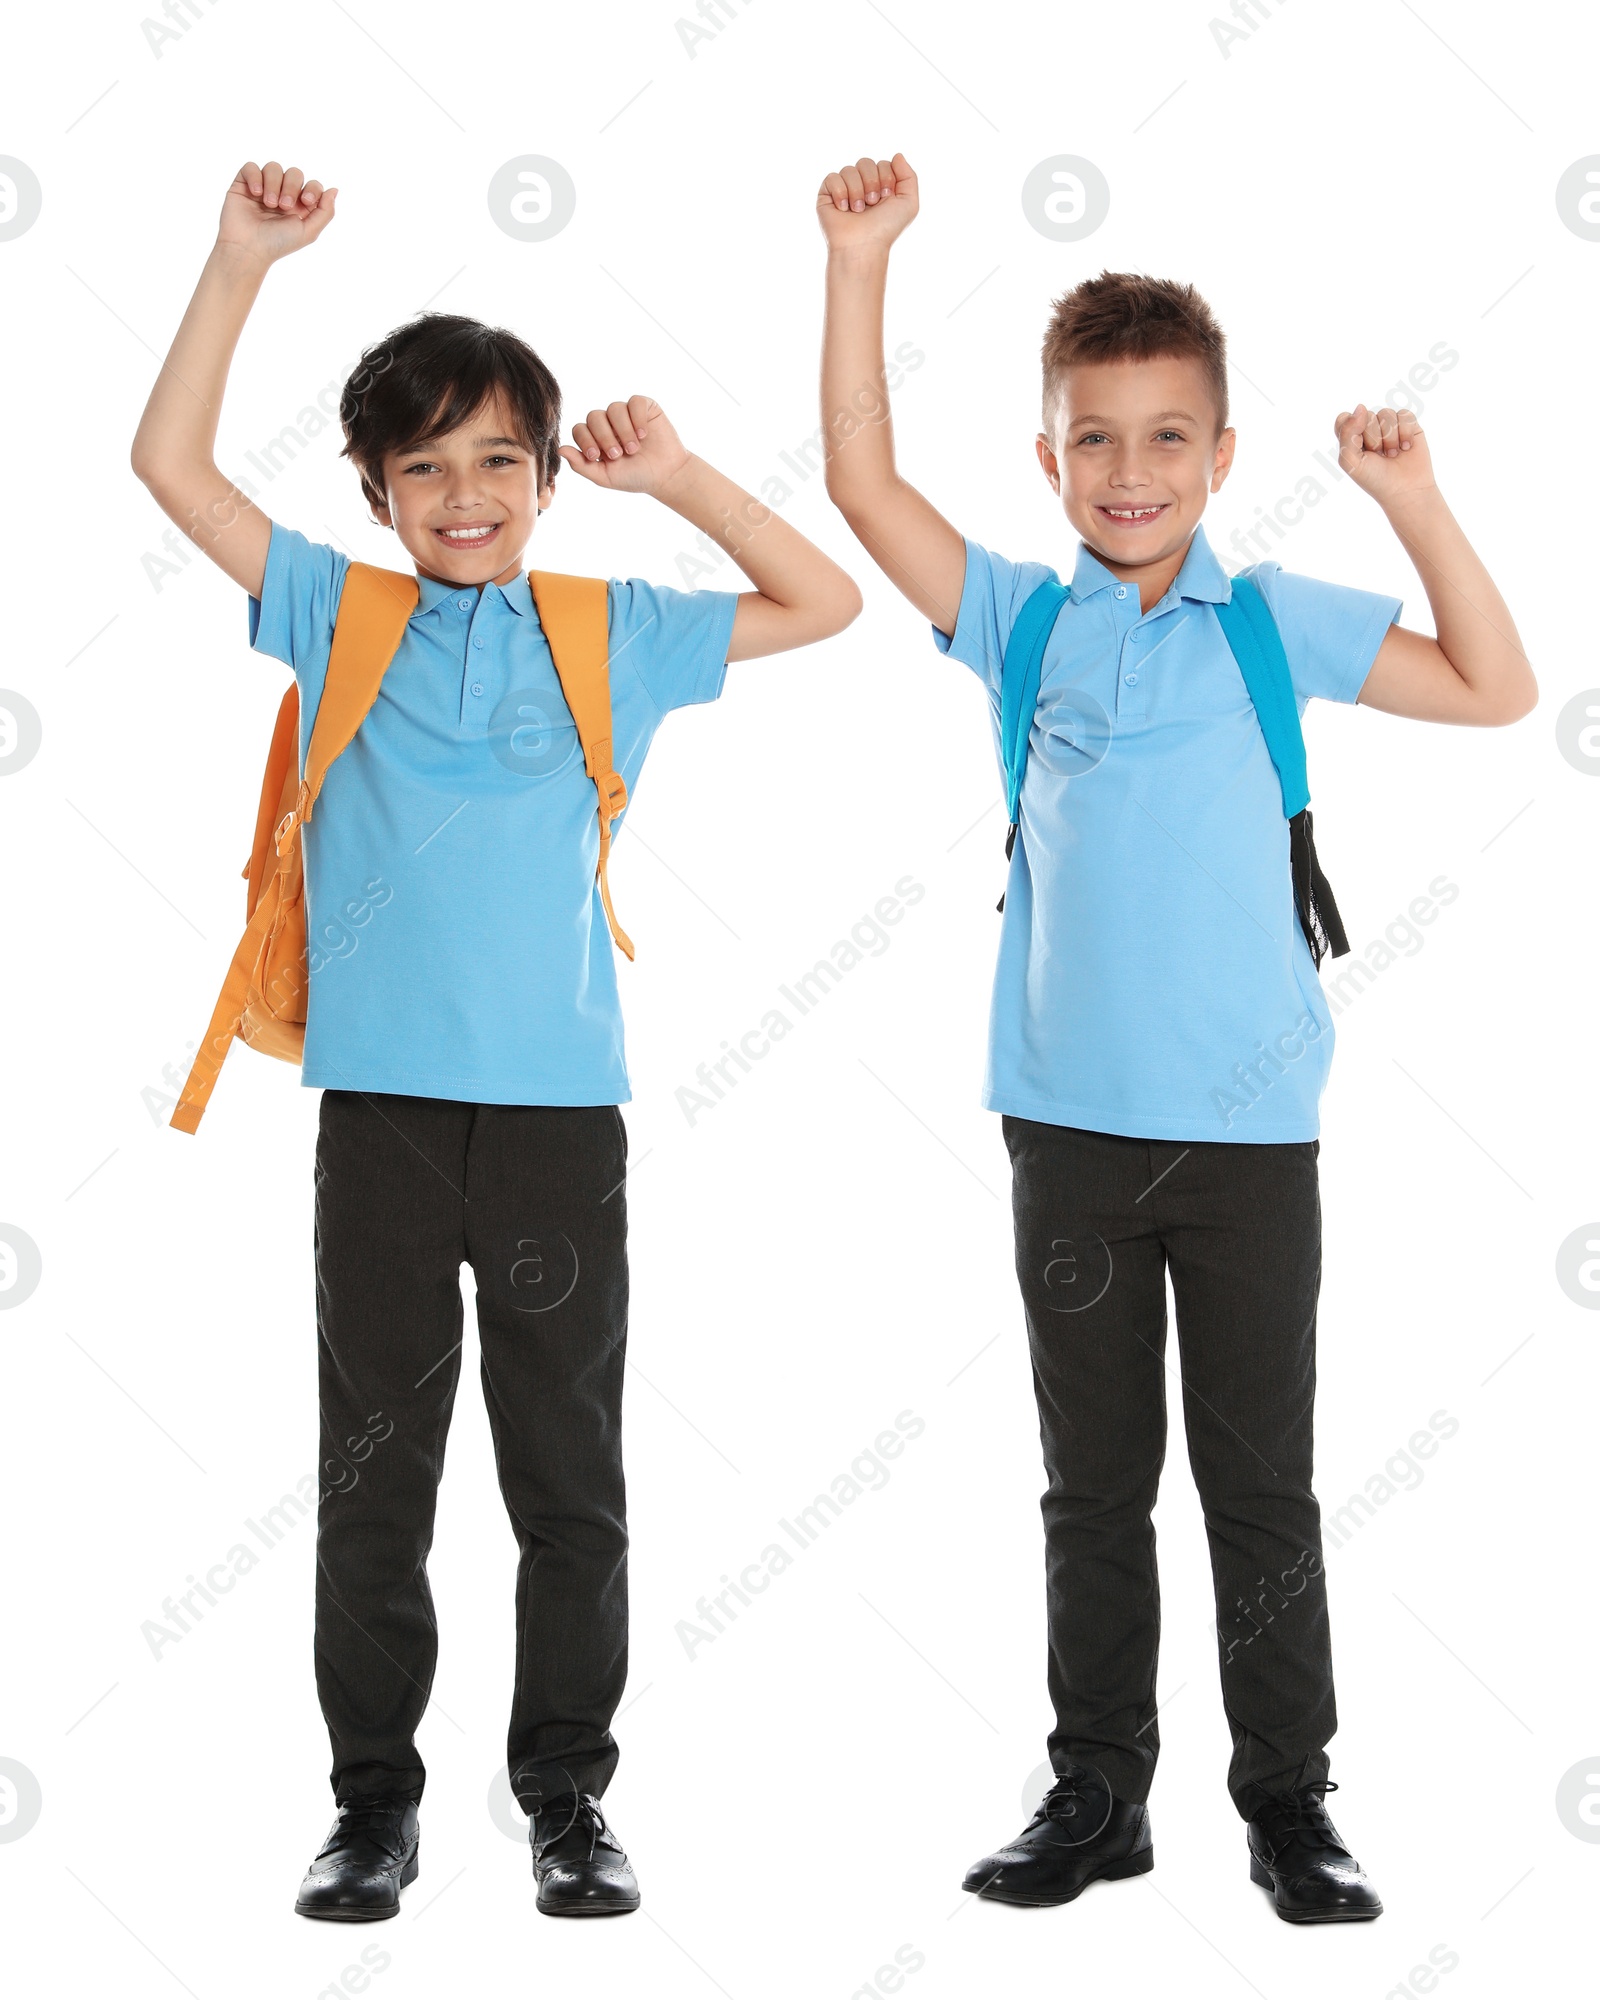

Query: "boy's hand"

xmin=816 ymin=152 xmax=918 ymax=255
xmin=559 ymin=396 xmax=692 ymax=496
xmin=1334 ymin=402 xmax=1437 ymax=509
xmin=217 ymin=161 xmax=337 ymax=265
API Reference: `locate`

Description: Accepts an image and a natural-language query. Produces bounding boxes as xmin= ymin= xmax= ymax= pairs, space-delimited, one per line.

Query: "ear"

xmin=535 ymin=477 xmax=556 ymax=516
xmin=1210 ymin=427 xmax=1237 ymax=494
xmin=367 ymin=485 xmax=395 ymax=530
xmin=1036 ymin=432 xmax=1062 ymax=498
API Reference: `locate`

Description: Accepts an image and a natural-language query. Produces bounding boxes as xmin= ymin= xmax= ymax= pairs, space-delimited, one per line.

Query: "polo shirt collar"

xmin=495 ymin=570 xmax=535 ymax=617
xmin=411 ymin=568 xmax=535 ymax=618
xmin=1069 ymin=523 xmax=1232 ymax=607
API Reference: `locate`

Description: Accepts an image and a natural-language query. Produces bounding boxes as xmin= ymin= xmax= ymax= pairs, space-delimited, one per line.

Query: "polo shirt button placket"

xmin=1117 ymin=610 xmax=1145 ymax=712
xmin=461 ymin=597 xmax=481 ymax=726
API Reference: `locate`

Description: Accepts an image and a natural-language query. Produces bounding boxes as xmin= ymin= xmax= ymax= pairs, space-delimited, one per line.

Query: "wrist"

xmin=1379 ymin=481 xmax=1447 ymax=532
xmin=826 ymin=243 xmax=891 ymax=283
xmin=654 ymin=451 xmax=711 ymax=512
xmin=206 ymin=239 xmax=275 ymax=286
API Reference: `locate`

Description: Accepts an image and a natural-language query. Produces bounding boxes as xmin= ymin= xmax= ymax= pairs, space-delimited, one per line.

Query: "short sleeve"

xmin=931 ymin=536 xmax=1060 ymax=698
xmin=248 ymin=521 xmax=349 ymax=684
xmin=1244 ymin=561 xmax=1402 ymax=709
xmin=608 ymin=576 xmax=741 ymax=715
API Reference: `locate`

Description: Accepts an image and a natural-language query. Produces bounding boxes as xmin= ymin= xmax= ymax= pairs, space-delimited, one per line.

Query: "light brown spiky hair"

xmin=1040 ymin=271 xmax=1229 ymax=436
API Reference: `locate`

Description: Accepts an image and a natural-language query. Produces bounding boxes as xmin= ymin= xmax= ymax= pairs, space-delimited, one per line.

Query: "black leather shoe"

xmin=963 ymin=1763 xmax=1153 ymax=1907
xmin=1246 ymin=1775 xmax=1382 ymax=1923
xmin=529 ymin=1793 xmax=639 ymax=1917
xmin=294 ymin=1794 xmax=419 ymax=1921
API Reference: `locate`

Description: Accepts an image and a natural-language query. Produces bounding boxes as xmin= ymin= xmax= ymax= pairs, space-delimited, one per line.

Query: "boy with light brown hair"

xmin=816 ymin=150 xmax=1532 ymax=1922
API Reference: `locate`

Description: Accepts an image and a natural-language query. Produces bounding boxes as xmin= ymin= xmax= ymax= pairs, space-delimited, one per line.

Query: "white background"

xmin=2 ymin=1 xmax=1596 ymax=1995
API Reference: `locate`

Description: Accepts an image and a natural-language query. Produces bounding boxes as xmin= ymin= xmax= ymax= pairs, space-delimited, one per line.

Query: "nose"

xmin=1108 ymin=445 xmax=1151 ymax=489
xmin=442 ymin=469 xmax=488 ymax=510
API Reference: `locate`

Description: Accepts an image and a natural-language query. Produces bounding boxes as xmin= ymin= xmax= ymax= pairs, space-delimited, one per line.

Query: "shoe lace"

xmin=1248 ymin=1757 xmax=1345 ymax=1864
xmin=333 ymin=1794 xmax=412 ymax=1860
xmin=1037 ymin=1776 xmax=1096 ymax=1828
xmin=1032 ymin=1770 xmax=1111 ymax=1844
xmin=534 ymin=1792 xmax=611 ymax=1859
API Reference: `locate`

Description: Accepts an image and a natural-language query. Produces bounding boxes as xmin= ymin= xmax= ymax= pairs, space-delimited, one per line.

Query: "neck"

xmin=412 ymin=553 xmax=529 ymax=591
xmin=1089 ymin=530 xmax=1195 ymax=612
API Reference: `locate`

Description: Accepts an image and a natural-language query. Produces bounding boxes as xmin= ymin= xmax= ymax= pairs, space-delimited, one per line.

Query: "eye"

xmin=1154 ymin=429 xmax=1185 ymax=443
xmin=401 ymin=459 xmax=439 ymax=476
xmin=483 ymin=455 xmax=517 ymax=468
xmin=1074 ymin=431 xmax=1110 ymax=447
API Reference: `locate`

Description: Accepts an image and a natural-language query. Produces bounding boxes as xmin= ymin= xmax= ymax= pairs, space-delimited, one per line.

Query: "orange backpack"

xmin=171 ymin=563 xmax=631 ymax=1134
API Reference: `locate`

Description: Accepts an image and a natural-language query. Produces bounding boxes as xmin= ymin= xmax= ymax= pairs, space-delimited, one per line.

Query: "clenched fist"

xmin=217 ymin=160 xmax=337 ymax=264
xmin=816 ymin=152 xmax=919 ymax=255
xmin=1334 ymin=402 xmax=1436 ymax=506
xmin=557 ymin=396 xmax=692 ymax=497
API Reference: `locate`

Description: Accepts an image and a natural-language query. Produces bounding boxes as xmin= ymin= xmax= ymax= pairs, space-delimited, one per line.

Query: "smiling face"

xmin=1037 ymin=354 xmax=1235 ymax=591
xmin=370 ymin=391 xmax=554 ymax=588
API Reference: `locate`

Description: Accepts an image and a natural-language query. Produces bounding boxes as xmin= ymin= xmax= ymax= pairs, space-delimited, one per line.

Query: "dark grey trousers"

xmin=1003 ymin=1116 xmax=1335 ymax=1814
xmin=312 ymin=1090 xmax=629 ymax=1812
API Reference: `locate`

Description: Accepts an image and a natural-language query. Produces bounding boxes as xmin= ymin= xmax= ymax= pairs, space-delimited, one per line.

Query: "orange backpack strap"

xmin=245 ymin=682 xmax=301 ymax=910
xmin=274 ymin=560 xmax=424 ymax=856
xmin=529 ymin=570 xmax=634 ymax=961
xmin=169 ymin=884 xmax=287 ymax=1134
xmin=168 ymin=562 xmax=417 ymax=1135
xmin=273 ymin=563 xmax=420 ymax=858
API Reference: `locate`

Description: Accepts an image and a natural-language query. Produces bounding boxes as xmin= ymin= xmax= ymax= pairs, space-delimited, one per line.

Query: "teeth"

xmin=1105 ymin=506 xmax=1164 ymax=519
xmin=440 ymin=525 xmax=496 ymax=540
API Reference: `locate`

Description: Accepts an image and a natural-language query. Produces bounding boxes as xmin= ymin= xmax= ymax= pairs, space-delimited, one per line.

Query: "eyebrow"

xmin=1070 ymin=409 xmax=1200 ymax=427
xmin=397 ymin=434 xmax=526 ymax=456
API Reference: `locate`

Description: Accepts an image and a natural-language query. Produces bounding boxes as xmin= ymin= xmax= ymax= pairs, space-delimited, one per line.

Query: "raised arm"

xmin=557 ymin=396 xmax=862 ymax=661
xmin=1335 ymin=402 xmax=1536 ymax=726
xmin=130 ymin=161 xmax=337 ymax=598
xmin=816 ymin=153 xmax=967 ymax=637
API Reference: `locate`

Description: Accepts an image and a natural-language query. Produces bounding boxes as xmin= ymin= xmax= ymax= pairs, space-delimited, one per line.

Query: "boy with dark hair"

xmin=132 ymin=160 xmax=861 ymax=1922
xmin=817 ymin=153 xmax=1532 ymax=1922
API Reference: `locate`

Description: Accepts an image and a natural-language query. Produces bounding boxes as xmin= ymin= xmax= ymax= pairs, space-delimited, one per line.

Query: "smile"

xmin=1096 ymin=504 xmax=1170 ymax=524
xmin=434 ymin=523 xmax=502 ymax=545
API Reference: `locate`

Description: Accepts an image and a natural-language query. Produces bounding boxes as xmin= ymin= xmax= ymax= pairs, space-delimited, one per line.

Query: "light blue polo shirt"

xmin=249 ymin=523 xmax=740 ymax=1106
xmin=934 ymin=525 xmax=1400 ymax=1142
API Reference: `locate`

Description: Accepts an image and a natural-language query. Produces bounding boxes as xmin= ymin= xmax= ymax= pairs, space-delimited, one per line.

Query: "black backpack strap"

xmin=1289 ymin=808 xmax=1350 ymax=967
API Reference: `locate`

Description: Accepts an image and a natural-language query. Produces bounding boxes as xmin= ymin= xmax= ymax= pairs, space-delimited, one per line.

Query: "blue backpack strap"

xmin=1000 ymin=574 xmax=1072 ymax=827
xmin=1214 ymin=570 xmax=1350 ymax=964
xmin=1212 ymin=571 xmax=1309 ymax=819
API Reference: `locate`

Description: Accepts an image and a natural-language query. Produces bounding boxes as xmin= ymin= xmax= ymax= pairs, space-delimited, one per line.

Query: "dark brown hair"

xmin=340 ymin=313 xmax=563 ymax=510
xmin=1040 ymin=272 xmax=1228 ymax=434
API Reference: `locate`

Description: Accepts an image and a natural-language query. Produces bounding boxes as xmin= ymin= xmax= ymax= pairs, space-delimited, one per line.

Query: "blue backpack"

xmin=998 ymin=570 xmax=1350 ymax=966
